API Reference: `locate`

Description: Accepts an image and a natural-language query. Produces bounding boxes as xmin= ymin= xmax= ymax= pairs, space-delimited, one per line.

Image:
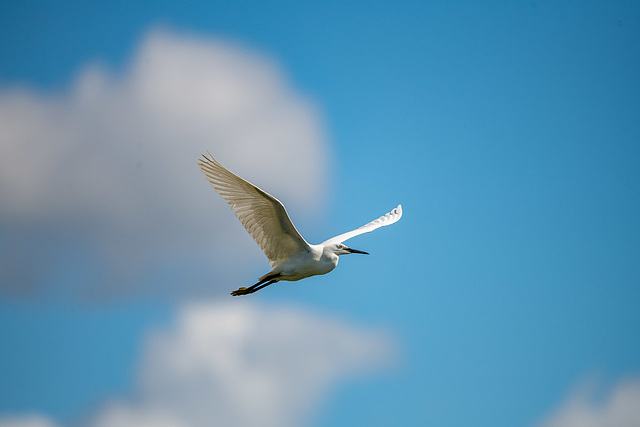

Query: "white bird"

xmin=198 ymin=152 xmax=402 ymax=296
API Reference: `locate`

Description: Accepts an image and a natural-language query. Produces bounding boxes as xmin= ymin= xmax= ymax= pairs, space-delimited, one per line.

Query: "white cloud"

xmin=536 ymin=376 xmax=640 ymax=427
xmin=89 ymin=302 xmax=392 ymax=427
xmin=0 ymin=303 xmax=392 ymax=427
xmin=0 ymin=28 xmax=328 ymax=298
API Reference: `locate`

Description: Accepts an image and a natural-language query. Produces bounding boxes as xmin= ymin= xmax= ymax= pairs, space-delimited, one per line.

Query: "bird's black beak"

xmin=346 ymin=247 xmax=369 ymax=255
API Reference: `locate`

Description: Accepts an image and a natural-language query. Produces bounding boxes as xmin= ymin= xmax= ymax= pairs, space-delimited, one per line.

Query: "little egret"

xmin=198 ymin=152 xmax=402 ymax=296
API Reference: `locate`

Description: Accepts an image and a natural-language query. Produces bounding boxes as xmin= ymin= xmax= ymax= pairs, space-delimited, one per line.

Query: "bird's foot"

xmin=231 ymin=287 xmax=249 ymax=296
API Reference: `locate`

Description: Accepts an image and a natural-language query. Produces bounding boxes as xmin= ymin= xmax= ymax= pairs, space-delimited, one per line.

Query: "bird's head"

xmin=328 ymin=243 xmax=369 ymax=256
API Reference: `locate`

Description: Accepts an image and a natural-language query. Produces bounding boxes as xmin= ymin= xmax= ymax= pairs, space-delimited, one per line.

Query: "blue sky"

xmin=1 ymin=1 xmax=639 ymax=427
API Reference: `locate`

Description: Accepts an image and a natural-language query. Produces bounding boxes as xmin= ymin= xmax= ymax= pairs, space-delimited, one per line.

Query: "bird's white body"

xmin=197 ymin=152 xmax=402 ymax=295
xmin=263 ymin=244 xmax=338 ymax=282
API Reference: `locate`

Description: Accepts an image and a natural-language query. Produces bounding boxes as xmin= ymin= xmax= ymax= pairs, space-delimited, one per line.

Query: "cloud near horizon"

xmin=0 ymin=28 xmax=329 ymax=299
xmin=536 ymin=376 xmax=640 ymax=427
xmin=0 ymin=302 xmax=394 ymax=427
xmin=6 ymin=361 xmax=640 ymax=427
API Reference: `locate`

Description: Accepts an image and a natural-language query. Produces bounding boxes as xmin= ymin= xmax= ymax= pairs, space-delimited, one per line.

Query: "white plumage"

xmin=198 ymin=152 xmax=402 ymax=295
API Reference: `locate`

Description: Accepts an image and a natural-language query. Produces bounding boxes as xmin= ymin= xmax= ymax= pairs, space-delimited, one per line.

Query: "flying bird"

xmin=198 ymin=152 xmax=402 ymax=296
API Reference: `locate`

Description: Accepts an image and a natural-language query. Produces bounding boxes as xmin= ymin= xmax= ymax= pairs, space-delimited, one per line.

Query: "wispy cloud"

xmin=0 ymin=28 xmax=328 ymax=299
xmin=536 ymin=376 xmax=640 ymax=427
xmin=0 ymin=302 xmax=393 ymax=427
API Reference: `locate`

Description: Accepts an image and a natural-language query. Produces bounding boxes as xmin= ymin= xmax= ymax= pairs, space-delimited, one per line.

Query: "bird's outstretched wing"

xmin=322 ymin=205 xmax=403 ymax=245
xmin=198 ymin=152 xmax=310 ymax=267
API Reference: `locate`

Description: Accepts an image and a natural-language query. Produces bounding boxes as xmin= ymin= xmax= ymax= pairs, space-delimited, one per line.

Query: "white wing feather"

xmin=198 ymin=152 xmax=310 ymax=267
xmin=322 ymin=205 xmax=403 ymax=245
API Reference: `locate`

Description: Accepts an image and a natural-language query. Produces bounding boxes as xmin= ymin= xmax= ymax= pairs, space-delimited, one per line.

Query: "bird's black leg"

xmin=250 ymin=279 xmax=278 ymax=293
xmin=231 ymin=275 xmax=279 ymax=296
